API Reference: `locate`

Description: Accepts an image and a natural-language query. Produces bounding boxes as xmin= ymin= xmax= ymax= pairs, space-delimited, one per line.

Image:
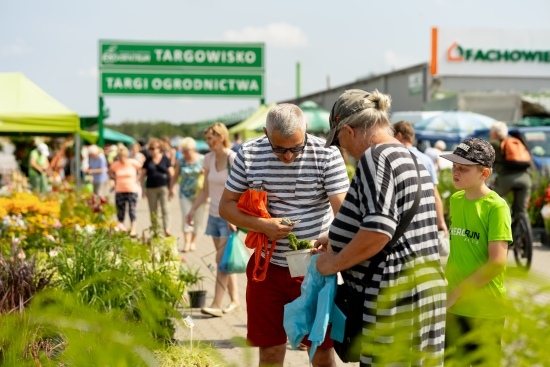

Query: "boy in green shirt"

xmin=441 ymin=138 xmax=512 ymax=365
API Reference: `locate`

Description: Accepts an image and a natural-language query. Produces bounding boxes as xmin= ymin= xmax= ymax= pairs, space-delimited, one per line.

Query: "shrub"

xmin=0 ymin=290 xmax=160 ymax=366
xmin=53 ymin=229 xmax=185 ymax=341
xmin=527 ymin=171 xmax=550 ymax=228
xmin=0 ymin=244 xmax=53 ymax=315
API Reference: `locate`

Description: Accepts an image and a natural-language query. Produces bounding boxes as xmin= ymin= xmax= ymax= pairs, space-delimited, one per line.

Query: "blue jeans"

xmin=205 ymin=215 xmax=230 ymax=238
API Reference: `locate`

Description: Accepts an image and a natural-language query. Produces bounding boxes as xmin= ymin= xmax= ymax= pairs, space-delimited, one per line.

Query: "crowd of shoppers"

xmin=12 ymin=91 xmax=516 ymax=366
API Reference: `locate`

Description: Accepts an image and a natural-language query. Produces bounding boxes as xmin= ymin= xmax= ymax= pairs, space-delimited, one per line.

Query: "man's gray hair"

xmin=490 ymin=121 xmax=508 ymax=139
xmin=265 ymin=104 xmax=306 ymax=138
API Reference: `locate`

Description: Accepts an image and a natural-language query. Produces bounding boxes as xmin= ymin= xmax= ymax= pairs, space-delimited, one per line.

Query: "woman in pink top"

xmin=109 ymin=146 xmax=143 ymax=236
xmin=187 ymin=123 xmax=239 ymax=317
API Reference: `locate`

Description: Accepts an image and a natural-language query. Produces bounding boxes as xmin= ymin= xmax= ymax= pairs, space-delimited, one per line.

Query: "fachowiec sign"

xmin=431 ymin=28 xmax=550 ymax=77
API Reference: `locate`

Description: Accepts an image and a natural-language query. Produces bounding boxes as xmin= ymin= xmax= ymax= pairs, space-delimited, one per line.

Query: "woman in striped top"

xmin=316 ymin=89 xmax=447 ymax=366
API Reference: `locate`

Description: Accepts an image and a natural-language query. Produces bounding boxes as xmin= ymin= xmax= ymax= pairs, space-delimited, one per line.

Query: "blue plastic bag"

xmin=283 ymin=255 xmax=339 ymax=363
xmin=218 ymin=231 xmax=249 ymax=274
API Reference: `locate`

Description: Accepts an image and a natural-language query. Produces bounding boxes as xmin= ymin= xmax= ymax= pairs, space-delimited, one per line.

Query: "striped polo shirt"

xmin=225 ymin=133 xmax=349 ymax=266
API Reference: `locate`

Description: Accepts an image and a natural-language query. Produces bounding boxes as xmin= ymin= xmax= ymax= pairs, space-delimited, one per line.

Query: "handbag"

xmin=218 ymin=230 xmax=249 ymax=274
xmin=333 ymin=153 xmax=422 ymax=363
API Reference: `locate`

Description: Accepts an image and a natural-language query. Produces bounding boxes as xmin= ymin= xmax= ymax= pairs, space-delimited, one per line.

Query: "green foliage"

xmin=287 ymin=233 xmax=313 ymax=251
xmin=0 ymin=290 xmax=160 ymax=366
xmin=58 ymin=191 xmax=117 ymax=230
xmin=178 ymin=265 xmax=204 ymax=291
xmin=105 ymin=122 xmax=201 ymax=141
xmin=154 ymin=343 xmax=226 ymax=367
xmin=53 ymin=229 xmax=185 ymax=341
xmin=527 ymin=170 xmax=550 ymax=228
xmin=351 ymin=266 xmax=550 ymax=366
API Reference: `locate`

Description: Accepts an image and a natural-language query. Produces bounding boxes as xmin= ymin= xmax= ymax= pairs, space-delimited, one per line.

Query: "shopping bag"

xmin=236 ymin=189 xmax=276 ymax=281
xmin=219 ymin=231 xmax=249 ymax=274
xmin=332 ymin=282 xmax=365 ymax=362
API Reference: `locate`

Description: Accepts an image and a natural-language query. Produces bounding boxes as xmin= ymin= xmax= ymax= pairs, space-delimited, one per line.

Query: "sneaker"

xmin=189 ymin=243 xmax=196 ymax=251
xmin=201 ymin=307 xmax=222 ymax=317
xmin=222 ymin=303 xmax=240 ymax=314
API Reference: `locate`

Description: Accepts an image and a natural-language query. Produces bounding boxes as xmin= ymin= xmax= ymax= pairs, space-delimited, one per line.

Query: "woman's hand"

xmin=186 ymin=210 xmax=195 ymax=226
xmin=316 ymin=251 xmax=339 ymax=276
xmin=228 ymin=223 xmax=237 ymax=233
xmin=311 ymin=235 xmax=329 ymax=255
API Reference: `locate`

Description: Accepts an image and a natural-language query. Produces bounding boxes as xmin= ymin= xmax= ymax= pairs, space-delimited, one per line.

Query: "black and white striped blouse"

xmin=330 ymin=143 xmax=446 ymax=366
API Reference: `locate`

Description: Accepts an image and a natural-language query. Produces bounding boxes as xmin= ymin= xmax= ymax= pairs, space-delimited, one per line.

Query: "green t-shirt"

xmin=446 ymin=190 xmax=513 ymax=318
xmin=28 ymin=149 xmax=47 ymax=177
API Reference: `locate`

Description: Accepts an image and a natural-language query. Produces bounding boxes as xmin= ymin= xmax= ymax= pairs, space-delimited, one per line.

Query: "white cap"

xmin=37 ymin=143 xmax=49 ymax=156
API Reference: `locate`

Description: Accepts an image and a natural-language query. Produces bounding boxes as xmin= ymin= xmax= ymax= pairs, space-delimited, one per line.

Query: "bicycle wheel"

xmin=512 ymin=216 xmax=533 ymax=270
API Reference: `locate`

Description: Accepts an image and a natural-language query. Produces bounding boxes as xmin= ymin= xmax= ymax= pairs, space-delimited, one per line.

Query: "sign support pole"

xmin=98 ymin=97 xmax=105 ymax=148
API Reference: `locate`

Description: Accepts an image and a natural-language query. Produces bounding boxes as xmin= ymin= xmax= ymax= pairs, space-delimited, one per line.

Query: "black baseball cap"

xmin=440 ymin=137 xmax=495 ymax=167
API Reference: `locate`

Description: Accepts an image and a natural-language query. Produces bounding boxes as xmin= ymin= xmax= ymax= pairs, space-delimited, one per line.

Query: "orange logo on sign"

xmin=447 ymin=42 xmax=464 ymax=62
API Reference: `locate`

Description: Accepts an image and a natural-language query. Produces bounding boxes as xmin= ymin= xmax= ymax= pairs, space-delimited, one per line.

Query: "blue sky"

xmin=2 ymin=0 xmax=549 ymax=124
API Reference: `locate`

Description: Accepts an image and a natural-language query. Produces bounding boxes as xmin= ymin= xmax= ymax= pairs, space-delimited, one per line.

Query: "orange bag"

xmin=237 ymin=189 xmax=276 ymax=282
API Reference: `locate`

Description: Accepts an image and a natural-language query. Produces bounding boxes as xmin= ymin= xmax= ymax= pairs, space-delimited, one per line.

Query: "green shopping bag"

xmin=218 ymin=231 xmax=250 ymax=274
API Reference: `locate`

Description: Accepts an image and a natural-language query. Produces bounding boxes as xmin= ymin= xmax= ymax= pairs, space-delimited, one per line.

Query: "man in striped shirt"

xmin=220 ymin=103 xmax=349 ymax=367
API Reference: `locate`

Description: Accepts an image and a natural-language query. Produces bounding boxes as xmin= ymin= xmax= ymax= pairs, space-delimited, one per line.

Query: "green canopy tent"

xmin=228 ymin=103 xmax=276 ymax=140
xmin=0 ymin=72 xmax=84 ymax=186
xmin=0 ymin=73 xmax=80 ymax=134
xmin=300 ymin=101 xmax=331 ymax=134
xmin=80 ymin=128 xmax=136 ymax=145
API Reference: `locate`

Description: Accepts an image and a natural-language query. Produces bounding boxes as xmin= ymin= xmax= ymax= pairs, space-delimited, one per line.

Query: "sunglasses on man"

xmin=266 ymin=134 xmax=308 ymax=154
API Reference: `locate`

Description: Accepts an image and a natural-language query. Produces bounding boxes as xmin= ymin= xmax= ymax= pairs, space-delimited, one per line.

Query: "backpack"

xmin=500 ymin=136 xmax=531 ymax=170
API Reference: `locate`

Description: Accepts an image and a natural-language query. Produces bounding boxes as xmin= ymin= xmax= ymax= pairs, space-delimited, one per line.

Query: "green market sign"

xmin=448 ymin=42 xmax=550 ymax=63
xmin=99 ymin=41 xmax=264 ymax=69
xmin=100 ymin=72 xmax=263 ymax=97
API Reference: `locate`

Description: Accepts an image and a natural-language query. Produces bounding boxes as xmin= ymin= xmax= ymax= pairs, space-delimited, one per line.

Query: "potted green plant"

xmin=178 ymin=265 xmax=206 ymax=308
xmin=284 ymin=232 xmax=313 ymax=278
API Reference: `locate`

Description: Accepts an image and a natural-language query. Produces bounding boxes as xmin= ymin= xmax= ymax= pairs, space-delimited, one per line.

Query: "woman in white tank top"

xmin=186 ymin=123 xmax=240 ymax=317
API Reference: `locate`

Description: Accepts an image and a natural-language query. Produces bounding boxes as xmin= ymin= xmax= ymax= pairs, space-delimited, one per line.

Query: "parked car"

xmin=471 ymin=126 xmax=550 ymax=172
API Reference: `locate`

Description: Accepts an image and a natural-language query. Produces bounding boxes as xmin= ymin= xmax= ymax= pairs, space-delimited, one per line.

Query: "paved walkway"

xmin=130 ymin=192 xmax=349 ymax=366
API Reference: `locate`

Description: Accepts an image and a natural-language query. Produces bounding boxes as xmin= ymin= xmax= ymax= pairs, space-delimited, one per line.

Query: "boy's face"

xmin=451 ymin=163 xmax=489 ymax=190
